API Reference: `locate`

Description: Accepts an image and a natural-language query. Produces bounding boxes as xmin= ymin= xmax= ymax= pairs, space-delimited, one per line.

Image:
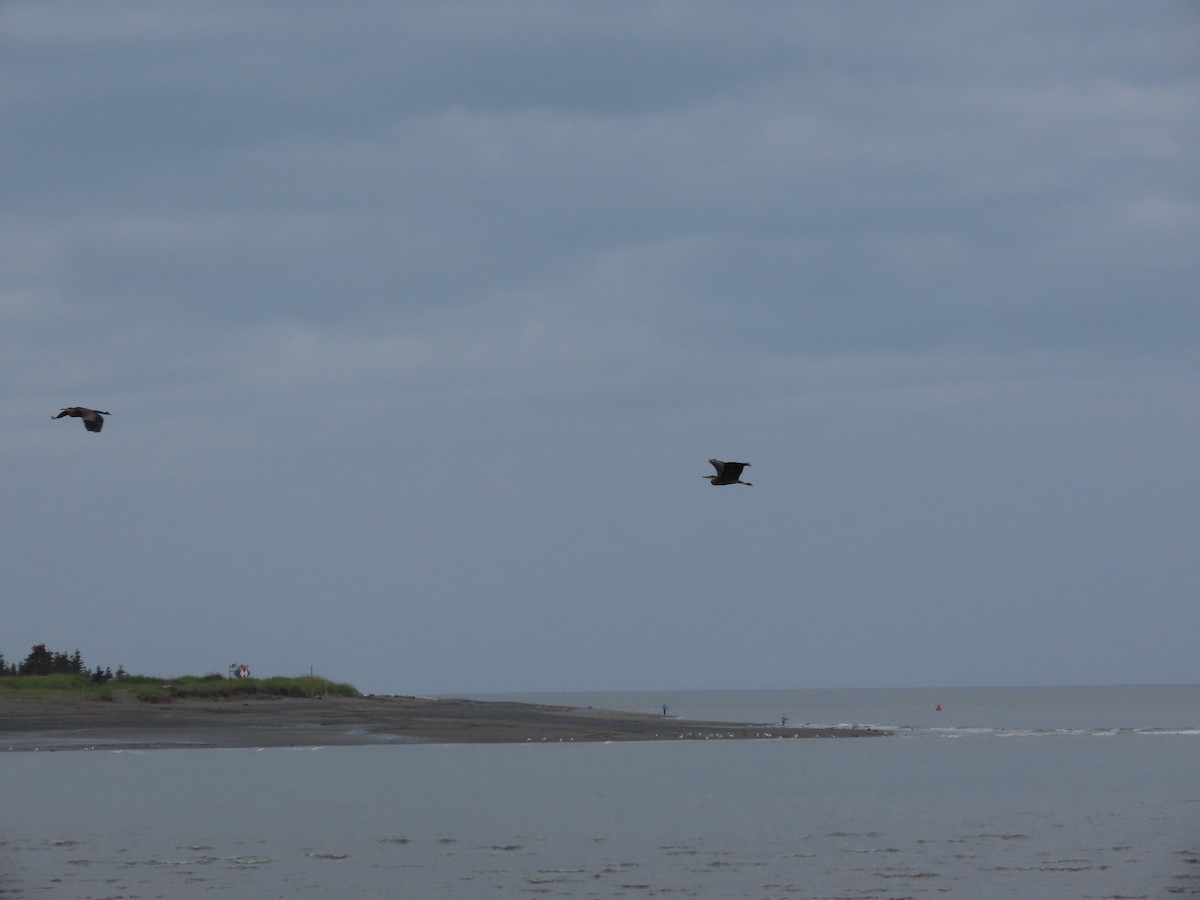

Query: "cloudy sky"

xmin=2 ymin=2 xmax=1198 ymax=695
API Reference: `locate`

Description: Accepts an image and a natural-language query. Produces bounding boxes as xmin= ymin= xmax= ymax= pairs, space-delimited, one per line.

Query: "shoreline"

xmin=0 ymin=693 xmax=890 ymax=751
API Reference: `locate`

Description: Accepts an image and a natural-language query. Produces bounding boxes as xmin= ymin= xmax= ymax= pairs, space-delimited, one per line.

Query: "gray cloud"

xmin=2 ymin=1 xmax=1198 ymax=691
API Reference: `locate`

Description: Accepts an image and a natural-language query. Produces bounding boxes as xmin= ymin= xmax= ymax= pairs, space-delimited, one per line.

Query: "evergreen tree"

xmin=5 ymin=645 xmax=116 ymax=679
xmin=19 ymin=644 xmax=54 ymax=675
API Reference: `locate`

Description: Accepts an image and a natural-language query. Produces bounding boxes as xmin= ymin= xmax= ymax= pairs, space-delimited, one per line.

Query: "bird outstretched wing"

xmin=53 ymin=407 xmax=108 ymax=432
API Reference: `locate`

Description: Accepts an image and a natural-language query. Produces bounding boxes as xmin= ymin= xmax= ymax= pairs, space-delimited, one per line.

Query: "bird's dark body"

xmin=705 ymin=458 xmax=752 ymax=486
xmin=53 ymin=407 xmax=110 ymax=433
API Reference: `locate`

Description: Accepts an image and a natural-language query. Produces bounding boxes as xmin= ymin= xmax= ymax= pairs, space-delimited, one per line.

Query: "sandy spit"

xmin=0 ymin=692 xmax=890 ymax=751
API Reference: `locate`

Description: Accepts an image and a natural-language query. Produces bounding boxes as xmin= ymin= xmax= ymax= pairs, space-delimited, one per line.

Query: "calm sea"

xmin=3 ymin=685 xmax=1197 ymax=898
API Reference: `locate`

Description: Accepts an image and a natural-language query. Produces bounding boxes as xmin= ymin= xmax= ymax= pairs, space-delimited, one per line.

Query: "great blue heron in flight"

xmin=53 ymin=407 xmax=111 ymax=433
xmin=704 ymin=459 xmax=752 ymax=486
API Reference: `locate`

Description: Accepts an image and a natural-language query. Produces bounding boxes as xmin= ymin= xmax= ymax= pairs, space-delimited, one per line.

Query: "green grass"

xmin=0 ymin=673 xmax=359 ymax=703
xmin=129 ymin=674 xmax=359 ymax=702
xmin=0 ymin=673 xmax=117 ymax=700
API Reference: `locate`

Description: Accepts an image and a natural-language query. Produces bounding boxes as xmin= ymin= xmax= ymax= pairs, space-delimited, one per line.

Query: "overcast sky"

xmin=2 ymin=1 xmax=1198 ymax=694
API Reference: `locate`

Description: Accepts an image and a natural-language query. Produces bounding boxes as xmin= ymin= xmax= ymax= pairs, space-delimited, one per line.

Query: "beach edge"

xmin=0 ymin=693 xmax=890 ymax=751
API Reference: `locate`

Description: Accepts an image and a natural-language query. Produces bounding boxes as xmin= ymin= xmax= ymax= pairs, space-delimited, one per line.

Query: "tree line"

xmin=0 ymin=644 xmax=125 ymax=683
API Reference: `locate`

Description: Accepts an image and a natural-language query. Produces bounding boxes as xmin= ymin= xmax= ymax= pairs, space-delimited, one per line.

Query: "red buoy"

xmin=935 ymin=704 xmax=942 ymax=711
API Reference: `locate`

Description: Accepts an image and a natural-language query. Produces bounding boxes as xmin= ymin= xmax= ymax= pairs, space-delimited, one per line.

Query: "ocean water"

xmin=3 ymin=685 xmax=1198 ymax=898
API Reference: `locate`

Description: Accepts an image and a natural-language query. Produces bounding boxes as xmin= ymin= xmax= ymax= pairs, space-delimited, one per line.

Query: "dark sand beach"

xmin=0 ymin=692 xmax=889 ymax=751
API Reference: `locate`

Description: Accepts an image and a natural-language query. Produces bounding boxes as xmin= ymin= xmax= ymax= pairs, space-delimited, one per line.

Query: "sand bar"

xmin=0 ymin=692 xmax=889 ymax=751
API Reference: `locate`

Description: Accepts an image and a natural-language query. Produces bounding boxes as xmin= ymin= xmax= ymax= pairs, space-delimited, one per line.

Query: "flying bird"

xmin=704 ymin=459 xmax=752 ymax=486
xmin=53 ymin=407 xmax=111 ymax=433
